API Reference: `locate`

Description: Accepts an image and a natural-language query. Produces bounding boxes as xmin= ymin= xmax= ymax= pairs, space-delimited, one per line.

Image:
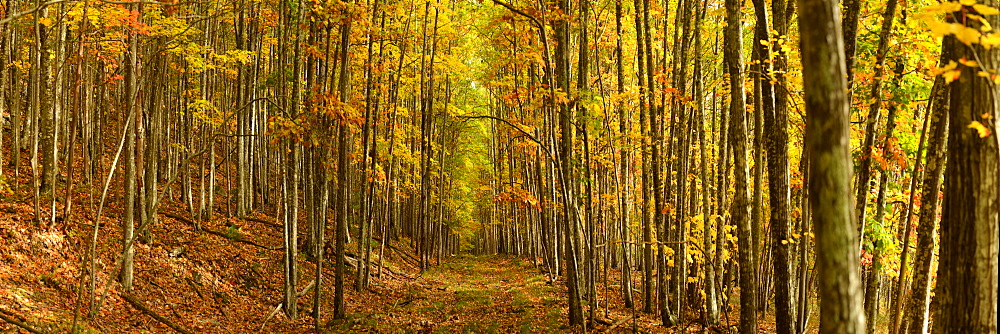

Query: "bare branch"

xmin=490 ymin=0 xmax=543 ymax=28
xmin=0 ymin=0 xmax=75 ymax=26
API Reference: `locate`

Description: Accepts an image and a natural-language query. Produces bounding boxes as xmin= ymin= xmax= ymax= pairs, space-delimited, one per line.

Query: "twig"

xmin=121 ymin=294 xmax=194 ymax=334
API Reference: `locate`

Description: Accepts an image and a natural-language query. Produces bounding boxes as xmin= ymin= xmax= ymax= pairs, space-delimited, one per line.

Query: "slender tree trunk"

xmin=903 ymin=76 xmax=948 ymax=334
xmin=333 ymin=6 xmax=353 ymax=319
xmin=724 ymin=0 xmax=758 ymax=331
xmin=854 ymin=0 xmax=899 ymax=250
xmin=119 ymin=9 xmax=141 ymax=291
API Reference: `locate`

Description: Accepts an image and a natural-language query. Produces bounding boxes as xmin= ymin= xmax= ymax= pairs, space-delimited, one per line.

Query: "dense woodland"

xmin=0 ymin=0 xmax=998 ymax=333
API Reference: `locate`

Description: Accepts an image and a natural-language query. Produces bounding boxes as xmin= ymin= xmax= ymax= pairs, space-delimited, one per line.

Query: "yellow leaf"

xmin=991 ymin=74 xmax=1000 ymax=84
xmin=933 ymin=60 xmax=959 ymax=76
xmin=968 ymin=121 xmax=992 ymax=137
xmin=923 ymin=2 xmax=964 ymax=15
xmin=955 ymin=25 xmax=984 ymax=45
xmin=944 ymin=60 xmax=959 ymax=71
xmin=968 ymin=13 xmax=995 ymax=31
xmin=960 ymin=0 xmax=977 ymax=6
xmin=983 ymin=113 xmax=995 ymax=120
xmin=924 ymin=19 xmax=959 ymax=36
xmin=943 ymin=68 xmax=962 ymax=83
xmin=983 ymin=34 xmax=1000 ymax=49
xmin=959 ymin=57 xmax=980 ymax=67
xmin=973 ymin=4 xmax=1000 ymax=15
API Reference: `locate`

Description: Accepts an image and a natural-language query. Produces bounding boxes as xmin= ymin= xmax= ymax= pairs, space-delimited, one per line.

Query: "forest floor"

xmin=0 ymin=174 xmax=795 ymax=333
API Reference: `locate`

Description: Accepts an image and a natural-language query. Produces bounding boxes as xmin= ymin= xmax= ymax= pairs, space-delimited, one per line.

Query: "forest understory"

xmin=2 ymin=0 xmax=998 ymax=332
xmin=0 ymin=169 xmax=813 ymax=334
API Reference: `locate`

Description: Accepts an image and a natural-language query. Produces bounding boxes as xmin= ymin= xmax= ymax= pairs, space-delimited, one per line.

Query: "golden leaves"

xmin=921 ymin=0 xmax=1000 ymax=47
xmin=968 ymin=121 xmax=992 ymax=137
xmin=923 ymin=1 xmax=964 ymax=15
xmin=974 ymin=4 xmax=1000 ymax=15
xmin=959 ymin=57 xmax=980 ymax=67
xmin=924 ymin=20 xmax=984 ymax=46
xmin=934 ymin=60 xmax=963 ymax=83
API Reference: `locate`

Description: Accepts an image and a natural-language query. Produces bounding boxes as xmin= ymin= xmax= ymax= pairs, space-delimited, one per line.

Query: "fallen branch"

xmin=259 ymin=303 xmax=282 ymax=332
xmin=121 ymin=294 xmax=194 ymax=334
xmin=602 ymin=315 xmax=636 ymax=333
xmin=201 ymin=228 xmax=282 ymax=250
xmin=379 ymin=264 xmax=417 ymax=280
xmin=160 ymin=212 xmax=282 ymax=250
xmin=385 ymin=243 xmax=420 ymax=265
xmin=296 ymin=280 xmax=316 ymax=298
xmin=0 ymin=308 xmax=47 ymax=334
xmin=237 ymin=215 xmax=282 ymax=229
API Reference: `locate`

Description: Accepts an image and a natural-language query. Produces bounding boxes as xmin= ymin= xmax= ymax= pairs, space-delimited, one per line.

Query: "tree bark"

xmin=933 ymin=12 xmax=999 ymax=332
xmin=724 ymin=0 xmax=758 ymax=331
xmin=903 ymin=77 xmax=948 ymax=334
xmin=798 ymin=0 xmax=866 ymax=332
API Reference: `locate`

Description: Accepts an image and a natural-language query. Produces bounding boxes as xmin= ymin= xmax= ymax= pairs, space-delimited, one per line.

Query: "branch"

xmin=0 ymin=308 xmax=47 ymax=334
xmin=602 ymin=315 xmax=635 ymax=333
xmin=121 ymin=294 xmax=194 ymax=334
xmin=456 ymin=115 xmax=558 ymax=163
xmin=0 ymin=0 xmax=79 ymax=26
xmin=160 ymin=211 xmax=283 ymax=251
xmin=99 ymin=0 xmax=183 ymax=5
xmin=490 ymin=0 xmax=543 ymax=28
xmin=259 ymin=303 xmax=282 ymax=332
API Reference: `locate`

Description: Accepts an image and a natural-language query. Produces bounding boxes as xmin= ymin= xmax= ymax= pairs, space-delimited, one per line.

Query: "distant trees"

xmin=1 ymin=0 xmax=996 ymax=332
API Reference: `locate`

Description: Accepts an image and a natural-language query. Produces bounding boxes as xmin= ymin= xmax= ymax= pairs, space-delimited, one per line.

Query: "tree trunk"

xmin=933 ymin=14 xmax=999 ymax=332
xmin=903 ymin=76 xmax=948 ymax=334
xmin=724 ymin=0 xmax=758 ymax=331
xmin=333 ymin=3 xmax=353 ymax=319
xmin=798 ymin=0 xmax=866 ymax=332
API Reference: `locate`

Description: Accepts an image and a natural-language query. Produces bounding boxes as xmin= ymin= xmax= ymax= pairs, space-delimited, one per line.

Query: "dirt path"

xmin=334 ymin=255 xmax=569 ymax=333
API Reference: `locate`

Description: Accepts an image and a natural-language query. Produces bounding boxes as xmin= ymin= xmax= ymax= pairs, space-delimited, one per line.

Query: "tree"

xmin=933 ymin=2 xmax=1000 ymax=332
xmin=724 ymin=0 xmax=758 ymax=331
xmin=798 ymin=0 xmax=867 ymax=333
xmin=903 ymin=76 xmax=948 ymax=334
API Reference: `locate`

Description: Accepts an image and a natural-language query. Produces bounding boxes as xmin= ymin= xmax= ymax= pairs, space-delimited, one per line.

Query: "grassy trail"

xmin=336 ymin=255 xmax=568 ymax=333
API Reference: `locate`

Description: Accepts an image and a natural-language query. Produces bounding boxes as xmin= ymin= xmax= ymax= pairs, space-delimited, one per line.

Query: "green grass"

xmin=455 ymin=289 xmax=493 ymax=308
